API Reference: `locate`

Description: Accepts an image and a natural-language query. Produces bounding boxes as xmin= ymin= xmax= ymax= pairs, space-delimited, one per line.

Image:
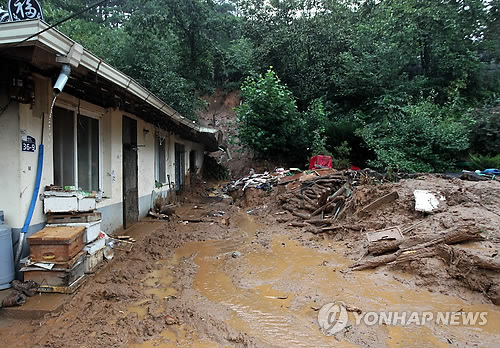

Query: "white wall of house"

xmin=0 ymin=73 xmax=205 ymax=243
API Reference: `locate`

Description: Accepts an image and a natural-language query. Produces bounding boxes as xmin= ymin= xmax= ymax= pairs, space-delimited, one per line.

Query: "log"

xmin=368 ymin=240 xmax=402 ymax=255
xmin=435 ymin=244 xmax=500 ymax=271
xmin=314 ymin=184 xmax=330 ymax=191
xmin=289 ymin=222 xmax=309 ymax=227
xmin=401 ymin=228 xmax=483 ymax=252
xmin=367 ymin=227 xmax=482 ymax=257
xmin=304 ymin=194 xmax=318 ymax=201
xmin=312 ymin=201 xmax=335 ymax=216
xmin=305 ymin=219 xmax=332 ymax=226
xmin=291 ymin=210 xmax=311 ymax=220
xmin=306 ymin=226 xmax=322 ymax=234
xmin=317 ymin=189 xmax=331 ymax=207
xmin=327 ymin=185 xmax=347 ymax=202
xmin=303 ymin=195 xmax=318 ymax=208
xmin=390 ymin=244 xmax=500 ymax=271
xmin=389 ymin=248 xmax=438 ymax=265
xmin=350 ymin=252 xmax=401 ymax=271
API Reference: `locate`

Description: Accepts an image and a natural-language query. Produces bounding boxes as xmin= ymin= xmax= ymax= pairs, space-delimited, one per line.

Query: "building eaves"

xmin=0 ymin=19 xmax=222 ymax=151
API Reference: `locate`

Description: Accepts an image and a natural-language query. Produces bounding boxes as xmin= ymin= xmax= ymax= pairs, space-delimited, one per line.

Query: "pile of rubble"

xmin=227 ymin=167 xmax=500 ymax=304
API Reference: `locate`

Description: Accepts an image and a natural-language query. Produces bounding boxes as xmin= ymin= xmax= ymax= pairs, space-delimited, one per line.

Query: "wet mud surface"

xmin=0 ymin=177 xmax=499 ymax=347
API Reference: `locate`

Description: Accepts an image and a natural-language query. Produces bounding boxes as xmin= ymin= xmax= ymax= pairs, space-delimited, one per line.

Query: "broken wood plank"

xmin=360 ymin=191 xmax=399 ymax=214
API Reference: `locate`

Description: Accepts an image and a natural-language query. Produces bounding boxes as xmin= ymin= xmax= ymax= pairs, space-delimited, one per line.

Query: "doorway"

xmin=174 ymin=143 xmax=185 ymax=191
xmin=122 ymin=116 xmax=138 ymax=229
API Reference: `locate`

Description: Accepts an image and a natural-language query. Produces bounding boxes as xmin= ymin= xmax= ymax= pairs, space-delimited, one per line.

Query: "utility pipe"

xmin=15 ymin=63 xmax=71 ymax=265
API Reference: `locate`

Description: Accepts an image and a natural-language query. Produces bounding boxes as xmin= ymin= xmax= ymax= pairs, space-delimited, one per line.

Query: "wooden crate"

xmin=28 ymin=226 xmax=85 ymax=262
xmin=46 ymin=212 xmax=101 ymax=224
xmin=84 ymin=247 xmax=104 ymax=274
xmin=23 ymin=252 xmax=86 ymax=287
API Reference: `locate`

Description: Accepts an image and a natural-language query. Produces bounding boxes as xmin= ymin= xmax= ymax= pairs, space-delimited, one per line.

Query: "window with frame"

xmin=53 ymin=106 xmax=100 ymax=191
xmin=155 ymin=135 xmax=166 ymax=183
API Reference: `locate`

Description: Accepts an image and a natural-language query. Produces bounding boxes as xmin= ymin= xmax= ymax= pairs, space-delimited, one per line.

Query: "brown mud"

xmin=0 ymin=177 xmax=499 ymax=347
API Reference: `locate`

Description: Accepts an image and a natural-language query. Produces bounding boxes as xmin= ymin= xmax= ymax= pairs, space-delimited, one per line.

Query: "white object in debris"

xmin=414 ymin=190 xmax=440 ymax=212
xmin=103 ymin=246 xmax=114 ymax=260
xmin=33 ymin=262 xmax=55 ymax=270
xmin=84 ymin=237 xmax=106 ymax=255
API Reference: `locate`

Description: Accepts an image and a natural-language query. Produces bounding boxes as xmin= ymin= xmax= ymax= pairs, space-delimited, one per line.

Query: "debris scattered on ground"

xmin=1 ymin=291 xmax=26 ymax=307
xmin=148 ymin=210 xmax=169 ymax=220
xmin=414 ymin=190 xmax=443 ymax=213
xmin=225 ymin=168 xmax=500 ymax=305
xmin=11 ymin=280 xmax=39 ymax=297
xmin=165 ymin=315 xmax=178 ymax=325
xmin=107 ymin=238 xmax=134 ymax=252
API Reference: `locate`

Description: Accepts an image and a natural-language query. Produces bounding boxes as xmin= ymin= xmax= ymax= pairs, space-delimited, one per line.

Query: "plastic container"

xmin=0 ymin=211 xmax=15 ymax=290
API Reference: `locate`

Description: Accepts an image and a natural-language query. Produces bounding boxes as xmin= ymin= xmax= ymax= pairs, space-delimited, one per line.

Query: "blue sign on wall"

xmin=8 ymin=0 xmax=44 ymax=21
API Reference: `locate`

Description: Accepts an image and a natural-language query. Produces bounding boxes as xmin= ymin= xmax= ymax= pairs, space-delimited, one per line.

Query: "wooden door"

xmin=122 ymin=116 xmax=138 ymax=229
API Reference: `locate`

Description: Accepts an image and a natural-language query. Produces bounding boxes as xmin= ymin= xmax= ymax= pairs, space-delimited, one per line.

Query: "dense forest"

xmin=22 ymin=0 xmax=500 ymax=170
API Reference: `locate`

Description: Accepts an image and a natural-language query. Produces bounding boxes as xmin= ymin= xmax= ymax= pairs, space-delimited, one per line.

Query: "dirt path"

xmin=1 ymin=180 xmax=499 ymax=348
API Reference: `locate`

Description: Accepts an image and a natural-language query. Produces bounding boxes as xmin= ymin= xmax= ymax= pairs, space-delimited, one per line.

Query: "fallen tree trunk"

xmin=400 ymin=227 xmax=483 ymax=252
xmin=435 ymin=244 xmax=500 ymax=271
xmin=350 ymin=252 xmax=401 ymax=271
xmin=352 ymin=227 xmax=484 ymax=270
xmin=367 ymin=240 xmax=402 ymax=255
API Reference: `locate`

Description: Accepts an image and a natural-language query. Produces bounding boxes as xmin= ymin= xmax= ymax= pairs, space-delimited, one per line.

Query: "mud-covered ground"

xmin=0 ymin=177 xmax=499 ymax=348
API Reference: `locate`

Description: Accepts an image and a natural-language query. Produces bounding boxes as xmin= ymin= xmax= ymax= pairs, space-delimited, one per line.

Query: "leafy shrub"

xmin=235 ymin=69 xmax=301 ymax=158
xmin=469 ymin=99 xmax=500 ymax=155
xmin=357 ymin=98 xmax=470 ymax=172
xmin=469 ymin=153 xmax=500 ymax=170
xmin=304 ymin=98 xmax=331 ymax=157
xmin=332 ymin=141 xmax=352 ymax=169
xmin=326 ymin=111 xmax=372 ymax=167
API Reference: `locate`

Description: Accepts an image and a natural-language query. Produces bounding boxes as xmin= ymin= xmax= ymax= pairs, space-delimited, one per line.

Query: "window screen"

xmin=77 ymin=114 xmax=99 ymax=191
xmin=53 ymin=106 xmax=75 ymax=188
xmin=155 ymin=136 xmax=166 ymax=183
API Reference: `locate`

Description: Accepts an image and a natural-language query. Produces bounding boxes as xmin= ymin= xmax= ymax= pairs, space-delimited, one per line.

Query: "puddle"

xmin=127 ymin=299 xmax=151 ymax=320
xmin=385 ymin=326 xmax=449 ymax=348
xmin=171 ymin=213 xmax=500 ymax=347
xmin=128 ymin=324 xmax=223 ymax=348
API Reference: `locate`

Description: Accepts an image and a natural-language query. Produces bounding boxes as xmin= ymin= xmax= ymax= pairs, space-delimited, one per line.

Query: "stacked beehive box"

xmin=20 ymin=188 xmax=107 ymax=293
xmin=43 ymin=188 xmax=106 ymax=276
xmin=24 ymin=226 xmax=86 ymax=292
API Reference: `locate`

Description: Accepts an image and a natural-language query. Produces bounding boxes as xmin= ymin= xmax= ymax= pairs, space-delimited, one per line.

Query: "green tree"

xmin=357 ymin=97 xmax=470 ymax=172
xmin=235 ymin=69 xmax=302 ymax=159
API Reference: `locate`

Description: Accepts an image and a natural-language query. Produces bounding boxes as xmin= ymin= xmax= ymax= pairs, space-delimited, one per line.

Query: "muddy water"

xmin=128 ymin=324 xmax=224 ymax=348
xmin=133 ymin=213 xmax=500 ymax=347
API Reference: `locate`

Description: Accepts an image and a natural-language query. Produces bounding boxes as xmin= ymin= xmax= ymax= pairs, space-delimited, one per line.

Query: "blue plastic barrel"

xmin=0 ymin=212 xmax=15 ymax=290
